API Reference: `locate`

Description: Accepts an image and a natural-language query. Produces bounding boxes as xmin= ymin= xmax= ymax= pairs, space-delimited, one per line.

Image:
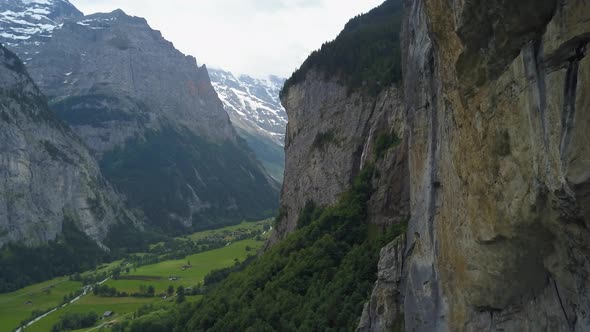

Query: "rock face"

xmin=209 ymin=69 xmax=287 ymax=181
xmin=358 ymin=235 xmax=406 ymax=332
xmin=278 ymin=0 xmax=590 ymax=330
xmin=402 ymin=0 xmax=590 ymax=330
xmin=2 ymin=2 xmax=280 ymax=232
xmin=274 ymin=68 xmax=409 ymax=245
xmin=0 ymin=44 xmax=130 ymax=248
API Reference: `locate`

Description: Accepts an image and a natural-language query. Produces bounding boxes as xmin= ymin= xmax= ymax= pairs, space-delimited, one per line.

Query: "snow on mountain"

xmin=209 ymin=68 xmax=287 ymax=147
xmin=0 ymin=0 xmax=82 ymax=46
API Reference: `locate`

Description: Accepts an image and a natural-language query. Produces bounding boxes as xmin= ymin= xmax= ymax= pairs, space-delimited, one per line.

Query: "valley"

xmin=1 ymin=0 xmax=590 ymax=330
xmin=1 ymin=220 xmax=271 ymax=332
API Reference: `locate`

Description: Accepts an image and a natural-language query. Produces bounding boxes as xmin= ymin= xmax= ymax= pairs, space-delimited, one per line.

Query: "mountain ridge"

xmin=1 ymin=1 xmax=279 ymax=238
xmin=209 ymin=68 xmax=287 ymax=181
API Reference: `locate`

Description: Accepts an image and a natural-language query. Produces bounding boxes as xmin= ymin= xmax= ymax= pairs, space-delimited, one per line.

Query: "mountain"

xmin=0 ymin=0 xmax=82 ymax=47
xmin=130 ymin=0 xmax=590 ymax=330
xmin=1 ymin=1 xmax=280 ymax=235
xmin=0 ymin=44 xmax=135 ymax=291
xmin=209 ymin=69 xmax=287 ymax=181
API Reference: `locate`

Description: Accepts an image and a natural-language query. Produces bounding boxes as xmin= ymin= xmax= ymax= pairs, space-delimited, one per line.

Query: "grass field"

xmin=1 ymin=221 xmax=270 ymax=332
xmin=188 ymin=219 xmax=271 ymax=241
xmin=0 ymin=277 xmax=82 ymax=331
xmin=25 ymin=296 xmax=156 ymax=332
xmin=104 ymin=238 xmax=264 ymax=294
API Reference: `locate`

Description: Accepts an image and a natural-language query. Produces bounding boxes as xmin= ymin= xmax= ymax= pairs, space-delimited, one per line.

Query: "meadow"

xmin=0 ymin=277 xmax=82 ymax=331
xmin=1 ymin=220 xmax=269 ymax=332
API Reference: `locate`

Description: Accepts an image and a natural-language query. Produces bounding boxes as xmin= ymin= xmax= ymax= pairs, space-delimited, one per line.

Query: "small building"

xmin=103 ymin=311 xmax=114 ymax=318
xmin=24 ymin=300 xmax=33 ymax=305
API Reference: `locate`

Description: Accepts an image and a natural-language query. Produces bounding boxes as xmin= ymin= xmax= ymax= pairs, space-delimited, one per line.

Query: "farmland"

xmin=1 ymin=220 xmax=270 ymax=332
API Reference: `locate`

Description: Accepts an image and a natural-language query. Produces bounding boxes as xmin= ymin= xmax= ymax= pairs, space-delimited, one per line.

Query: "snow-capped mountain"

xmin=209 ymin=69 xmax=287 ymax=147
xmin=0 ymin=0 xmax=82 ymax=47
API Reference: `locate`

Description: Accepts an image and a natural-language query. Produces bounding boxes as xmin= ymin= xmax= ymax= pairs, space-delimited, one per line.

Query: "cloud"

xmin=71 ymin=0 xmax=384 ymax=77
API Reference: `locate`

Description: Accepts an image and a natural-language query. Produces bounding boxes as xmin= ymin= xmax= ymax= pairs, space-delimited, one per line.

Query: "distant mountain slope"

xmin=210 ymin=69 xmax=287 ymax=181
xmin=0 ymin=44 xmax=132 ymax=247
xmin=2 ymin=1 xmax=280 ymax=234
xmin=0 ymin=44 xmax=136 ymax=291
xmin=0 ymin=0 xmax=82 ymax=47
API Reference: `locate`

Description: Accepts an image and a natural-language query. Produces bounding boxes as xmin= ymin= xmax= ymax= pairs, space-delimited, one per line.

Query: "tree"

xmin=147 ymin=285 xmax=155 ymax=297
xmin=167 ymin=285 xmax=174 ymax=296
xmin=176 ymin=286 xmax=185 ymax=304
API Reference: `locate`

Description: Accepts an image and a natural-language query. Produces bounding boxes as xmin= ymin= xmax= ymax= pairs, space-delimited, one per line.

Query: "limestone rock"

xmin=402 ymin=0 xmax=590 ymax=330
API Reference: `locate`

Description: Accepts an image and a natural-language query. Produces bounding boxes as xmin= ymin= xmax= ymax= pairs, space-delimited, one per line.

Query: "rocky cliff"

xmin=0 ymin=44 xmax=130 ymax=248
xmin=2 ymin=2 xmax=280 ymax=233
xmin=277 ymin=0 xmax=590 ymax=330
xmin=276 ymin=71 xmax=408 ymax=242
xmin=274 ymin=0 xmax=408 ymax=247
xmin=402 ymin=0 xmax=590 ymax=330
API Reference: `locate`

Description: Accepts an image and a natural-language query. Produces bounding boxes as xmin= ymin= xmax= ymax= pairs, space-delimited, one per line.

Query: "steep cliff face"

xmin=275 ymin=0 xmax=407 ymax=246
xmin=402 ymin=0 xmax=590 ymax=330
xmin=0 ymin=44 xmax=130 ymax=248
xmin=276 ymin=72 xmax=408 ymax=242
xmin=3 ymin=4 xmax=279 ymax=233
xmin=277 ymin=0 xmax=590 ymax=330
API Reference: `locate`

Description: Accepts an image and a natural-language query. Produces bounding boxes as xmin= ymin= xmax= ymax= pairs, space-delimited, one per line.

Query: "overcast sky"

xmin=70 ymin=0 xmax=384 ymax=78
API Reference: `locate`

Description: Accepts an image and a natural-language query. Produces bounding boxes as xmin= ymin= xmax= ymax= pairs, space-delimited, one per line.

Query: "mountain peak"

xmin=0 ymin=0 xmax=82 ymax=45
xmin=209 ymin=68 xmax=287 ymax=147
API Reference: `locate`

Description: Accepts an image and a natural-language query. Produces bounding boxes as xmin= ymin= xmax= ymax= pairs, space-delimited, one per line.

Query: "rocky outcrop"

xmin=274 ymin=68 xmax=409 ymax=244
xmin=358 ymin=234 xmax=406 ymax=332
xmin=0 ymin=44 xmax=131 ymax=248
xmin=3 ymin=4 xmax=280 ymax=232
xmin=402 ymin=0 xmax=590 ymax=330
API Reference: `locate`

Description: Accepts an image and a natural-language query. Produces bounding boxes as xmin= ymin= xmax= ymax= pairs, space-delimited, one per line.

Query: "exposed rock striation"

xmin=402 ymin=0 xmax=590 ymax=330
xmin=0 ymin=44 xmax=131 ymax=248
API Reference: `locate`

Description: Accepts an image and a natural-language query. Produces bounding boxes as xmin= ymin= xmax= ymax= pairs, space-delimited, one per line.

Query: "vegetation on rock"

xmin=281 ymin=0 xmax=403 ymax=97
xmin=114 ymin=166 xmax=407 ymax=331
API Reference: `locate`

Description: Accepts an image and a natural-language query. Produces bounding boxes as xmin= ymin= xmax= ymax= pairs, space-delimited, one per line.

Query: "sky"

xmin=71 ymin=0 xmax=384 ymax=78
